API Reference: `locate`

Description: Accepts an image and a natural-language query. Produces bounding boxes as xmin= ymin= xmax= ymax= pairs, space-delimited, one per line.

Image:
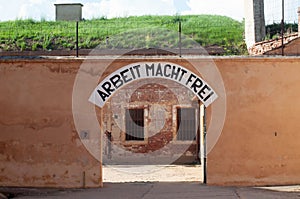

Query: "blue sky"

xmin=0 ymin=0 xmax=299 ymax=23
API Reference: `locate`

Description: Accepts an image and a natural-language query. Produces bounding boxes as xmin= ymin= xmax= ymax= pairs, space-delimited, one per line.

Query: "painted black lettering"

xmin=101 ymin=82 xmax=115 ymax=96
xmin=178 ymin=68 xmax=187 ymax=82
xmin=171 ymin=66 xmax=180 ymax=80
xmin=120 ymin=69 xmax=132 ymax=83
xmin=186 ymin=74 xmax=196 ymax=85
xmin=146 ymin=63 xmax=155 ymax=76
xmin=133 ymin=65 xmax=141 ymax=78
xmin=164 ymin=64 xmax=171 ymax=77
xmin=191 ymin=78 xmax=203 ymax=93
xmin=110 ymin=74 xmax=123 ymax=89
xmin=97 ymin=90 xmax=110 ymax=101
xmin=198 ymin=84 xmax=212 ymax=100
xmin=204 ymin=91 xmax=215 ymax=102
xmin=155 ymin=63 xmax=163 ymax=76
xmin=129 ymin=67 xmax=136 ymax=79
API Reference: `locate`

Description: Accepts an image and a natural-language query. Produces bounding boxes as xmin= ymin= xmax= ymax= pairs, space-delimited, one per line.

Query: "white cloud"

xmin=18 ymin=0 xmax=54 ymax=20
xmin=0 ymin=0 xmax=25 ymax=21
xmin=181 ymin=0 xmax=244 ymax=21
xmin=0 ymin=0 xmax=246 ymax=22
xmin=29 ymin=0 xmax=44 ymax=4
xmin=99 ymin=0 xmax=177 ymax=18
xmin=15 ymin=0 xmax=91 ymax=21
xmin=54 ymin=0 xmax=83 ymax=4
xmin=83 ymin=2 xmax=104 ymax=19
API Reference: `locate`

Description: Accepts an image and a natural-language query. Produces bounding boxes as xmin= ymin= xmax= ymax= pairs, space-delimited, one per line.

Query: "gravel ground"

xmin=103 ymin=164 xmax=203 ymax=183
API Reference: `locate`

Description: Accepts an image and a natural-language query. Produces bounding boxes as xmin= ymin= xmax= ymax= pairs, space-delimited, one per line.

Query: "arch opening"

xmin=99 ymin=77 xmax=207 ymax=183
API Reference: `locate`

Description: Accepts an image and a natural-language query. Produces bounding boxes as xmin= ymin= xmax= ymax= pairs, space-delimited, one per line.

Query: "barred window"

xmin=177 ymin=108 xmax=196 ymax=141
xmin=125 ymin=108 xmax=144 ymax=141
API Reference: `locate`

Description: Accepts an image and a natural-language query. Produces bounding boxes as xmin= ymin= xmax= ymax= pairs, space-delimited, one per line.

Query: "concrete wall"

xmin=1 ymin=57 xmax=300 ymax=187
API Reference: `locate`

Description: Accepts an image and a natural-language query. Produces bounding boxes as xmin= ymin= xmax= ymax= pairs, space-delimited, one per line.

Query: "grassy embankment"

xmin=0 ymin=15 xmax=246 ymax=55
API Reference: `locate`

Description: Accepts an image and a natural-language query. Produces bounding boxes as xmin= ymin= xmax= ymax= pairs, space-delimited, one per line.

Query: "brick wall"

xmin=101 ymin=79 xmax=200 ymax=164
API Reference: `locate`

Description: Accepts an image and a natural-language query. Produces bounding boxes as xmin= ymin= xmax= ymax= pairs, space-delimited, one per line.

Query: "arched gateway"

xmin=88 ymin=62 xmax=217 ymax=169
xmin=89 ymin=62 xmax=218 ymax=107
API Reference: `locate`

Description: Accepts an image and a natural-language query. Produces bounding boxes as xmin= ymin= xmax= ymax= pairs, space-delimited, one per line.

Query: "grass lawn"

xmin=0 ymin=15 xmax=246 ymax=55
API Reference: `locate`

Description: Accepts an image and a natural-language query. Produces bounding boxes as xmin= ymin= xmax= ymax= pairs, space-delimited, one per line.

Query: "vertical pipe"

xmin=199 ymin=104 xmax=205 ymax=167
xmin=196 ymin=102 xmax=201 ymax=164
xmin=203 ymin=106 xmax=207 ymax=184
xmin=178 ymin=21 xmax=182 ymax=57
xmin=76 ymin=21 xmax=79 ymax=57
xmin=107 ymin=103 xmax=112 ymax=159
xmin=281 ymin=0 xmax=284 ymax=56
xmin=100 ymin=108 xmax=104 ymax=187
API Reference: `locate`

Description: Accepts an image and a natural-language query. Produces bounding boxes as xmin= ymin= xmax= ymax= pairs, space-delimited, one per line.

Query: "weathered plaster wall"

xmin=1 ymin=57 xmax=300 ymax=187
xmin=208 ymin=57 xmax=300 ymax=186
xmin=0 ymin=60 xmax=101 ymax=188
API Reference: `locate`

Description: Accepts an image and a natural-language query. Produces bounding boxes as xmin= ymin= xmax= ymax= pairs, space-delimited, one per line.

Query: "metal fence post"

xmin=178 ymin=21 xmax=182 ymax=57
xmin=203 ymin=106 xmax=207 ymax=184
xmin=76 ymin=21 xmax=79 ymax=57
xmin=281 ymin=0 xmax=284 ymax=56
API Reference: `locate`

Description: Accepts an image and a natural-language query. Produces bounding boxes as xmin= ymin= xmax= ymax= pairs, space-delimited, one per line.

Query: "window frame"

xmin=172 ymin=105 xmax=197 ymax=143
xmin=123 ymin=105 xmax=148 ymax=144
